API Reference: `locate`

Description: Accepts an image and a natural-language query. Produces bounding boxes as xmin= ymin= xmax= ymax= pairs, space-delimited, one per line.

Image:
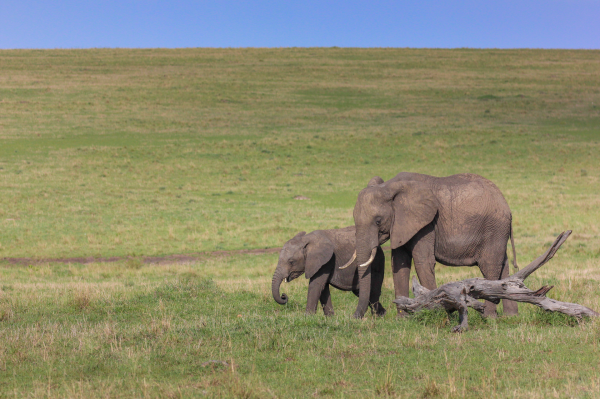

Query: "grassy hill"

xmin=0 ymin=48 xmax=599 ymax=398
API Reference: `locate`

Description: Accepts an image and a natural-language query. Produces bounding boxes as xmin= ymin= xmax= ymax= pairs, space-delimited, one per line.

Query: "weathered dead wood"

xmin=393 ymin=231 xmax=599 ymax=333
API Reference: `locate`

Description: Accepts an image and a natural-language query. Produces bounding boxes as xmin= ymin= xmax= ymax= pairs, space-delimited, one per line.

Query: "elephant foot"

xmin=374 ymin=308 xmax=386 ymax=318
xmin=483 ymin=310 xmax=498 ymax=318
xmin=321 ymin=304 xmax=335 ymax=316
xmin=502 ymin=300 xmax=519 ymax=316
xmin=352 ymin=311 xmax=365 ymax=319
xmin=483 ymin=301 xmax=498 ymax=318
xmin=370 ymin=303 xmax=386 ymax=317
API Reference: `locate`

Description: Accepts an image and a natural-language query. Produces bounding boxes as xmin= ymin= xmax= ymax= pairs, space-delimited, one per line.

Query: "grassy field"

xmin=0 ymin=48 xmax=599 ymax=398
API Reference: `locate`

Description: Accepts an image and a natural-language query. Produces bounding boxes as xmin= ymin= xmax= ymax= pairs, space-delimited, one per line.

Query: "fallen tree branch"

xmin=393 ymin=231 xmax=599 ymax=332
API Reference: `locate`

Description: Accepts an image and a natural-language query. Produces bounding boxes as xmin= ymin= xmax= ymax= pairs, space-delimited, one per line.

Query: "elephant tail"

xmin=510 ymin=221 xmax=519 ymax=272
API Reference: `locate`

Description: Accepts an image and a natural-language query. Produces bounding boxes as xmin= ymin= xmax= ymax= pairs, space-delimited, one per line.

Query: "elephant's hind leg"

xmin=479 ymin=261 xmax=500 ymax=318
xmin=499 ymin=256 xmax=518 ymax=316
xmin=479 ymin=253 xmax=518 ymax=317
xmin=319 ymin=285 xmax=334 ymax=316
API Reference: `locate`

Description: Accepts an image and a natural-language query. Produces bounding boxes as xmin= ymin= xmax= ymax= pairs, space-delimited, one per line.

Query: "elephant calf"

xmin=272 ymin=226 xmax=386 ymax=316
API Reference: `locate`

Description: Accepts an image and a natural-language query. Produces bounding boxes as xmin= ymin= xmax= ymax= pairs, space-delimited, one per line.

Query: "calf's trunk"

xmin=272 ymin=269 xmax=288 ymax=305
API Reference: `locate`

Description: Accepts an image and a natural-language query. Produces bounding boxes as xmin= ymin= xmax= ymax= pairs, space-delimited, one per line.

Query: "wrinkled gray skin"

xmin=352 ymin=172 xmax=518 ymax=319
xmin=272 ymin=227 xmax=386 ymax=316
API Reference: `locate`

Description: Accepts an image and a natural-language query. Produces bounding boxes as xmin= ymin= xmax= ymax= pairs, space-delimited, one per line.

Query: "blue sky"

xmin=1 ymin=0 xmax=599 ymax=49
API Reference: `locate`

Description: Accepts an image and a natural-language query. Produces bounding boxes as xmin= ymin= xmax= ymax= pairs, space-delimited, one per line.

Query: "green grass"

xmin=0 ymin=48 xmax=599 ymax=397
xmin=1 ymin=256 xmax=600 ymax=398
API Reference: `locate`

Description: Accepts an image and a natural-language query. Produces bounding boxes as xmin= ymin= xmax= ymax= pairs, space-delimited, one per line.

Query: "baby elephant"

xmin=272 ymin=226 xmax=386 ymax=316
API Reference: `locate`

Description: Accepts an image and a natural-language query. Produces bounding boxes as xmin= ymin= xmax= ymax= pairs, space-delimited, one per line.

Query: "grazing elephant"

xmin=351 ymin=172 xmax=518 ymax=319
xmin=272 ymin=227 xmax=386 ymax=316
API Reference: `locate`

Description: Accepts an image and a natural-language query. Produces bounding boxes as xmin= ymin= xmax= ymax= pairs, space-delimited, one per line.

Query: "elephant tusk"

xmin=284 ymin=278 xmax=288 ymax=283
xmin=359 ymin=248 xmax=377 ymax=268
xmin=338 ymin=251 xmax=357 ymax=269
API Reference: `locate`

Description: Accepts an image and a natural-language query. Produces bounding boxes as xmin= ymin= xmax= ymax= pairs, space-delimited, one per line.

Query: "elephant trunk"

xmin=355 ymin=226 xmax=380 ymax=270
xmin=353 ymin=228 xmax=378 ymax=318
xmin=272 ymin=268 xmax=288 ymax=305
xmin=359 ymin=248 xmax=377 ymax=267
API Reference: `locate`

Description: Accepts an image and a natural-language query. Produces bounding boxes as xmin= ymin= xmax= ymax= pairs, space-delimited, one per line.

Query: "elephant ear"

xmin=387 ymin=180 xmax=438 ymax=249
xmin=367 ymin=176 xmax=384 ymax=187
xmin=292 ymin=231 xmax=306 ymax=240
xmin=303 ymin=232 xmax=335 ymax=279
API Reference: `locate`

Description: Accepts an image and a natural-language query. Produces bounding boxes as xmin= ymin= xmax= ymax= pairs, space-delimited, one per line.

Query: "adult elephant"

xmin=351 ymin=172 xmax=518 ymax=319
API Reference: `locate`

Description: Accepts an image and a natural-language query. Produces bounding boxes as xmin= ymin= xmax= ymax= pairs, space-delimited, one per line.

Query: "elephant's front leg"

xmin=410 ymin=223 xmax=437 ymax=291
xmin=319 ymin=285 xmax=334 ymax=316
xmin=392 ymin=247 xmax=412 ymax=315
xmin=306 ymin=266 xmax=332 ymax=315
xmin=369 ymin=255 xmax=386 ymax=317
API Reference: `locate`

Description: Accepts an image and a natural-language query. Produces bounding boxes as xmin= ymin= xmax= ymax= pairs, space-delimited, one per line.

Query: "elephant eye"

xmin=375 ymin=219 xmax=381 ymax=226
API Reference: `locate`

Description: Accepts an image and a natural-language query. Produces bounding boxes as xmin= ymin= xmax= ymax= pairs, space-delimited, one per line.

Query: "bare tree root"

xmin=393 ymin=231 xmax=599 ymax=333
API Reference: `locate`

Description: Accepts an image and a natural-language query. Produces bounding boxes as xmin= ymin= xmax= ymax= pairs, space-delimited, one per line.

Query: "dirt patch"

xmin=1 ymin=247 xmax=282 ymax=266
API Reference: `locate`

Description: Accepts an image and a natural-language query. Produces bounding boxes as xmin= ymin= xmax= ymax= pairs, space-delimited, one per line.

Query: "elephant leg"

xmin=370 ymin=303 xmax=386 ymax=317
xmin=306 ymin=266 xmax=332 ymax=315
xmin=369 ymin=250 xmax=386 ymax=316
xmin=479 ymin=264 xmax=499 ymax=318
xmin=392 ymin=247 xmax=412 ymax=315
xmin=392 ymin=247 xmax=412 ymax=295
xmin=500 ymin=255 xmax=518 ymax=316
xmin=319 ymin=285 xmax=334 ymax=316
xmin=410 ymin=224 xmax=437 ymax=291
xmin=479 ymin=252 xmax=512 ymax=318
xmin=413 ymin=258 xmax=436 ymax=291
xmin=481 ymin=297 xmax=498 ymax=317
